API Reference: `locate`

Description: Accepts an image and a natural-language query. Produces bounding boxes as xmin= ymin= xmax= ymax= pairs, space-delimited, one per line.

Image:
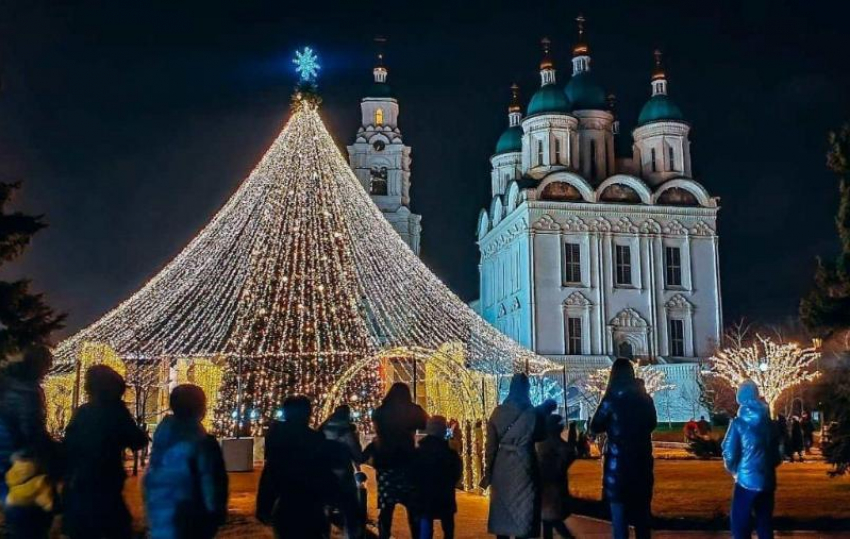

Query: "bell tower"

xmin=347 ymin=38 xmax=422 ymax=255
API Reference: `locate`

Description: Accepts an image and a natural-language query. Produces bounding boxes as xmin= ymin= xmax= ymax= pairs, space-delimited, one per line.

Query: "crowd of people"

xmin=0 ymin=348 xmax=791 ymax=539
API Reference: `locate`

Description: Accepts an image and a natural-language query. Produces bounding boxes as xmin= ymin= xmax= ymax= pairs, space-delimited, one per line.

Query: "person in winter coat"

xmin=371 ymin=382 xmax=428 ymax=539
xmin=412 ymin=415 xmax=462 ymax=539
xmin=321 ymin=404 xmax=365 ymax=539
xmin=257 ymin=395 xmax=337 ymax=539
xmin=800 ymin=412 xmax=815 ymax=453
xmin=62 ymin=365 xmax=148 ymax=539
xmin=483 ymin=373 xmax=549 ymax=539
xmin=144 ymin=384 xmax=228 ymax=539
xmin=0 ymin=346 xmax=60 ymax=539
xmin=590 ymin=357 xmax=657 ymax=539
xmin=776 ymin=415 xmax=791 ymax=461
xmin=722 ymin=380 xmax=783 ymax=539
xmin=536 ymin=414 xmax=577 ymax=539
xmin=789 ymin=417 xmax=804 ymax=462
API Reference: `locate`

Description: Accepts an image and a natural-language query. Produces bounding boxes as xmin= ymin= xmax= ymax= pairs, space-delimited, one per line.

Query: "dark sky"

xmin=0 ymin=0 xmax=847 ymax=337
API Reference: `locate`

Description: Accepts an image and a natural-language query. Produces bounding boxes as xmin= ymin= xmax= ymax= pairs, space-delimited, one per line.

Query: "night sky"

xmin=0 ymin=0 xmax=848 ymax=337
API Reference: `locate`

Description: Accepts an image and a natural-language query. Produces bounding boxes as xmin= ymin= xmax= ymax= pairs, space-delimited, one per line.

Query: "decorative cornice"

xmin=662 ymin=219 xmax=688 ymax=236
xmin=665 ymin=293 xmax=694 ymax=312
xmin=609 ymin=308 xmax=649 ymax=328
xmin=612 ymin=216 xmax=638 ymax=234
xmin=640 ymin=218 xmax=662 ymax=234
xmin=590 ymin=216 xmax=612 ymax=232
xmin=564 ymin=291 xmax=592 ymax=307
xmin=690 ymin=220 xmax=715 ymax=237
xmin=563 ymin=215 xmax=589 ymax=232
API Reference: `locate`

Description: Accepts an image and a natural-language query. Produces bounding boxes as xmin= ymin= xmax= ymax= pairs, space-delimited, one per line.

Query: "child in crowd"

xmin=413 ymin=415 xmax=462 ymax=539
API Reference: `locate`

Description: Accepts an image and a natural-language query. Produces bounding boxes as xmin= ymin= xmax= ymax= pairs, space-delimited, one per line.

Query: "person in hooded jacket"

xmin=789 ymin=417 xmax=804 ymax=462
xmin=0 ymin=346 xmax=60 ymax=539
xmin=321 ymin=404 xmax=365 ymax=539
xmin=722 ymin=380 xmax=783 ymax=539
xmin=257 ymin=395 xmax=337 ymax=539
xmin=371 ymin=382 xmax=428 ymax=539
xmin=62 ymin=365 xmax=148 ymax=539
xmin=143 ymin=384 xmax=228 ymax=539
xmin=412 ymin=415 xmax=462 ymax=539
xmin=483 ymin=373 xmax=550 ymax=539
xmin=536 ymin=414 xmax=576 ymax=539
xmin=590 ymin=358 xmax=657 ymax=539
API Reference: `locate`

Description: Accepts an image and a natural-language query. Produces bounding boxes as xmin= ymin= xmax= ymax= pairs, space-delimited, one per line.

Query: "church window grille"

xmin=615 ymin=245 xmax=632 ymax=286
xmin=665 ymin=246 xmax=682 ymax=287
xmin=669 ymin=319 xmax=685 ymax=356
xmin=564 ymin=242 xmax=581 ymax=283
xmin=566 ymin=317 xmax=582 ymax=355
xmin=375 ymin=108 xmax=384 ymax=125
xmin=650 ymin=148 xmax=657 ymax=172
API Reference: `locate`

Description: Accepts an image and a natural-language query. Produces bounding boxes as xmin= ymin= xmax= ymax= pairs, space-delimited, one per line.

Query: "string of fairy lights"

xmin=54 ymin=48 xmax=550 ymax=433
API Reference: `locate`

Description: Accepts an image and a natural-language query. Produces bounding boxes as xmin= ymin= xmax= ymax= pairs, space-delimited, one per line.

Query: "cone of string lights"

xmin=53 ymin=47 xmax=551 ymax=435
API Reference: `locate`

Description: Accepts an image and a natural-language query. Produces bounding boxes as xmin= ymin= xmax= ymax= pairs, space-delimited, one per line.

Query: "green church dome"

xmin=495 ymin=126 xmax=523 ymax=155
xmin=527 ymin=85 xmax=571 ymax=116
xmin=565 ymin=72 xmax=607 ymax=110
xmin=638 ymin=94 xmax=684 ymax=126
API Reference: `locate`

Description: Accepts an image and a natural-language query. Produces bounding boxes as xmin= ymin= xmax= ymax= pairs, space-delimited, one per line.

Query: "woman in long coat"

xmin=483 ymin=373 xmax=547 ymax=539
xmin=371 ymin=383 xmax=428 ymax=539
xmin=590 ymin=358 xmax=657 ymax=539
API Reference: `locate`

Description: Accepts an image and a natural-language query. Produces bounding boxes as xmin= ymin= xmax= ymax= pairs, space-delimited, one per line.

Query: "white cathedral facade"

xmin=348 ymin=53 xmax=422 ymax=255
xmin=475 ymin=20 xmax=721 ymax=422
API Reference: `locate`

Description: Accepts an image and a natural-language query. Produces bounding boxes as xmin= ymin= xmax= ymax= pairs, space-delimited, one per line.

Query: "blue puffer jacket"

xmin=722 ymin=381 xmax=782 ymax=492
xmin=143 ymin=415 xmax=228 ymax=539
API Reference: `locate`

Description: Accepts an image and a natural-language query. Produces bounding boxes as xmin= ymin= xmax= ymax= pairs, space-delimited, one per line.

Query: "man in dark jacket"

xmin=590 ymin=358 xmax=657 ymax=539
xmin=0 ymin=346 xmax=59 ymax=539
xmin=143 ymin=384 xmax=228 ymax=539
xmin=800 ymin=412 xmax=815 ymax=453
xmin=257 ymin=395 xmax=336 ymax=539
xmin=321 ymin=404 xmax=365 ymax=539
xmin=63 ymin=365 xmax=148 ymax=539
xmin=722 ymin=380 xmax=782 ymax=539
xmin=412 ymin=415 xmax=462 ymax=539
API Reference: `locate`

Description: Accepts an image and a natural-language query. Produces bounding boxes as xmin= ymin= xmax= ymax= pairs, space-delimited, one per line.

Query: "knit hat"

xmin=737 ymin=380 xmax=760 ymax=405
xmin=425 ymin=415 xmax=448 ymax=438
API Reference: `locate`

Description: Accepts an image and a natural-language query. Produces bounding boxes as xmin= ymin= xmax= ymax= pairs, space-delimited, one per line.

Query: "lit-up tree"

xmin=710 ymin=335 xmax=820 ymax=417
xmin=581 ymin=364 xmax=674 ymax=412
xmin=53 ymin=48 xmax=549 ymax=435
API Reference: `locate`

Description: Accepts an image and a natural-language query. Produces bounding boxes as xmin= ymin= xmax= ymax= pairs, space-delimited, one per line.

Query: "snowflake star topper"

xmin=293 ymin=47 xmax=320 ymax=82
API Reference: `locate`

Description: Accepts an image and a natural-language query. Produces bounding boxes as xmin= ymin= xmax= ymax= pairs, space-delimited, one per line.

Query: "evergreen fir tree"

xmin=801 ymin=125 xmax=850 ymax=336
xmin=0 ymin=182 xmax=64 ymax=360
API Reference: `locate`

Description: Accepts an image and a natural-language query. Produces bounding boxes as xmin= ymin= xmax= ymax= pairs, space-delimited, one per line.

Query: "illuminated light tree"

xmin=710 ymin=335 xmax=820 ymax=417
xmin=54 ymin=48 xmax=549 ymax=435
xmin=581 ymin=364 xmax=674 ymax=412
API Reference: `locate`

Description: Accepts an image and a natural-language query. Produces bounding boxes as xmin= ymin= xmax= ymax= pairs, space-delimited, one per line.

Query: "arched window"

xmin=668 ymin=144 xmax=676 ymax=172
xmin=555 ymin=138 xmax=563 ymax=164
xmin=589 ymin=140 xmax=597 ymax=180
xmin=650 ymin=148 xmax=657 ymax=172
xmin=375 ymin=108 xmax=384 ymax=125
xmin=536 ymin=139 xmax=544 ymax=166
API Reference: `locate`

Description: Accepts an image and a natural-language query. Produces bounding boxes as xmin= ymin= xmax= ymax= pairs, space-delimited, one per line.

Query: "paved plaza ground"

xmin=116 ymin=457 xmax=850 ymax=537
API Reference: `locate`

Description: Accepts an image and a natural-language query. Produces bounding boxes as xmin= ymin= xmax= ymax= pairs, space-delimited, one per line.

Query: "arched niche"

xmin=652 ymin=179 xmax=714 ymax=207
xmin=596 ymin=175 xmax=652 ymax=204
xmin=477 ymin=209 xmax=490 ymax=240
xmin=541 ymin=181 xmax=583 ymax=202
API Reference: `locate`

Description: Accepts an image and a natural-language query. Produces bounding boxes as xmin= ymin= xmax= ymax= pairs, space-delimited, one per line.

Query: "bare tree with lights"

xmin=710 ymin=335 xmax=820 ymax=417
xmin=581 ymin=364 xmax=674 ymax=412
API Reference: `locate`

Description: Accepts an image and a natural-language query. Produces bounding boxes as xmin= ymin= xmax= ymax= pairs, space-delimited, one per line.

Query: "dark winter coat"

xmin=590 ymin=385 xmax=657 ymax=503
xmin=62 ymin=400 xmax=147 ymax=538
xmin=143 ymin=416 xmax=228 ymax=539
xmin=257 ymin=420 xmax=337 ymax=538
xmin=321 ymin=416 xmax=363 ymax=507
xmin=484 ymin=402 xmax=546 ymax=538
xmin=371 ymin=400 xmax=427 ymax=470
xmin=790 ymin=419 xmax=804 ymax=452
xmin=0 ymin=377 xmax=58 ymax=502
xmin=412 ymin=434 xmax=462 ymax=518
xmin=536 ymin=435 xmax=577 ymax=521
xmin=722 ymin=385 xmax=782 ymax=492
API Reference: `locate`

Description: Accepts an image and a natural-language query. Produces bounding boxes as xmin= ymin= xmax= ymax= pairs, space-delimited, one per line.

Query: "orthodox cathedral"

xmin=474 ymin=17 xmax=721 ymax=421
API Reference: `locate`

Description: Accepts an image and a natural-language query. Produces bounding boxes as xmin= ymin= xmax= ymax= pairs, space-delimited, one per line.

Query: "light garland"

xmin=710 ymin=335 xmax=820 ymax=417
xmin=581 ymin=364 xmax=675 ymax=412
xmin=54 ymin=77 xmax=552 ymax=435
